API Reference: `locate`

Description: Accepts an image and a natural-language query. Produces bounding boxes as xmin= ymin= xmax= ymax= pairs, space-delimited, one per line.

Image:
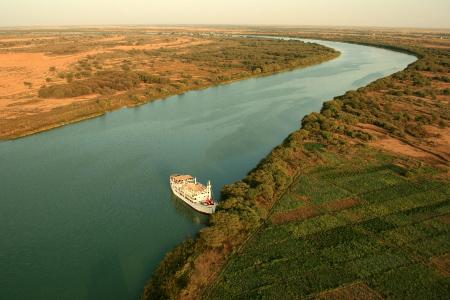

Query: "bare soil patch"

xmin=370 ymin=136 xmax=431 ymax=159
xmin=0 ymin=36 xmax=56 ymax=43
xmin=355 ymin=121 xmax=449 ymax=166
xmin=111 ymin=38 xmax=211 ymax=51
xmin=296 ymin=195 xmax=311 ymax=202
xmin=431 ymin=253 xmax=450 ymax=277
xmin=179 ymin=247 xmax=230 ymax=300
xmin=0 ymin=35 xmax=206 ymax=98
xmin=271 ymin=205 xmax=321 ymax=224
xmin=314 ymin=282 xmax=383 ymax=300
xmin=0 ymin=34 xmax=214 ymax=137
xmin=423 ymin=125 xmax=450 ymax=160
xmin=0 ymin=52 xmax=76 ymax=97
xmin=437 ymin=214 xmax=450 ymax=225
xmin=322 ymin=198 xmax=361 ymax=212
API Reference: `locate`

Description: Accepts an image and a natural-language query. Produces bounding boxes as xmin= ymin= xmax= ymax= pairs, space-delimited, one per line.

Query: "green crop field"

xmin=205 ymin=147 xmax=450 ymax=299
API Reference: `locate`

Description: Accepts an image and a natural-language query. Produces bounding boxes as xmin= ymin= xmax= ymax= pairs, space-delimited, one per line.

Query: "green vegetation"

xmin=178 ymin=38 xmax=337 ymax=76
xmin=143 ymin=239 xmax=197 ymax=300
xmin=37 ymin=38 xmax=338 ymax=100
xmin=39 ymin=71 xmax=142 ymax=98
xmin=206 ymin=148 xmax=450 ymax=299
xmin=142 ymin=29 xmax=449 ymax=300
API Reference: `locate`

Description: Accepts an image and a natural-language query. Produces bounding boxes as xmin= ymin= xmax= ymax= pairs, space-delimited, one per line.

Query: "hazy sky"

xmin=1 ymin=0 xmax=449 ymax=28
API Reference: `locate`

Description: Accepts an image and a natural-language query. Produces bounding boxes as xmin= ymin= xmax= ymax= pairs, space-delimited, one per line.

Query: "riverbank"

xmin=2 ymin=33 xmax=412 ymax=300
xmin=0 ymin=32 xmax=339 ymax=140
xmin=142 ymin=29 xmax=449 ymax=299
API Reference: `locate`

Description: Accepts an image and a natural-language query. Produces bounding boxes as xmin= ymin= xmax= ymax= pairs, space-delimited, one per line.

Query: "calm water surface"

xmin=0 ymin=39 xmax=415 ymax=299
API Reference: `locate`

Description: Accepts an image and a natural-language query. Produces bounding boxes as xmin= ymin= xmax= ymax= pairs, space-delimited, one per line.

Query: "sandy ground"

xmin=0 ymin=52 xmax=86 ymax=97
xmin=423 ymin=125 xmax=450 ymax=159
xmin=0 ymin=49 xmax=104 ymax=120
xmin=0 ymin=36 xmax=210 ymax=120
xmin=0 ymin=36 xmax=57 ymax=42
xmin=0 ymin=36 xmax=197 ymax=97
xmin=110 ymin=37 xmax=210 ymax=51
xmin=0 ymin=96 xmax=97 ymax=120
xmin=370 ymin=137 xmax=432 ymax=159
xmin=356 ymin=123 xmax=450 ymax=165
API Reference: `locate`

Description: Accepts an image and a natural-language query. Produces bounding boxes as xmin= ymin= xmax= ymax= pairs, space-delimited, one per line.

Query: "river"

xmin=0 ymin=39 xmax=416 ymax=299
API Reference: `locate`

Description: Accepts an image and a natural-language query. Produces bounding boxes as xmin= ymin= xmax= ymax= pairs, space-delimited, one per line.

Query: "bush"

xmin=321 ymin=130 xmax=333 ymax=140
xmin=137 ymin=72 xmax=170 ymax=84
xmin=142 ymin=239 xmax=196 ymax=300
xmin=415 ymin=115 xmax=432 ymax=125
xmin=406 ymin=124 xmax=427 ymax=138
xmin=66 ymin=73 xmax=74 ymax=83
xmin=38 ymin=71 xmax=142 ymax=98
xmin=321 ymin=100 xmax=342 ymax=118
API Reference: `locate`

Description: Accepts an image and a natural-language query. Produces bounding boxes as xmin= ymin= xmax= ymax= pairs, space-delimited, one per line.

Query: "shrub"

xmin=415 ymin=115 xmax=432 ymax=125
xmin=321 ymin=100 xmax=342 ymax=118
xmin=66 ymin=73 xmax=74 ymax=83
xmin=142 ymin=239 xmax=196 ymax=300
xmin=137 ymin=72 xmax=170 ymax=84
xmin=406 ymin=124 xmax=427 ymax=138
xmin=321 ymin=130 xmax=333 ymax=140
xmin=39 ymin=71 xmax=142 ymax=98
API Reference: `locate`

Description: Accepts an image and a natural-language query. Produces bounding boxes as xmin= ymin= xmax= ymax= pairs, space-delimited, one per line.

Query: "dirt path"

xmin=356 ymin=123 xmax=449 ymax=166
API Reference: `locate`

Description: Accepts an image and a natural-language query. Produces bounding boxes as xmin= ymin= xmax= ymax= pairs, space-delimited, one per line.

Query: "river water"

xmin=0 ymin=39 xmax=415 ymax=299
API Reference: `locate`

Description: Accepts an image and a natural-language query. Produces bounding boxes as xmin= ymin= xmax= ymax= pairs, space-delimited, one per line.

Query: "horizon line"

xmin=0 ymin=23 xmax=449 ymax=32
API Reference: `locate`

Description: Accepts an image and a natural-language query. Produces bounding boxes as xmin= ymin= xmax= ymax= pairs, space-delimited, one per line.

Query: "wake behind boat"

xmin=169 ymin=174 xmax=216 ymax=214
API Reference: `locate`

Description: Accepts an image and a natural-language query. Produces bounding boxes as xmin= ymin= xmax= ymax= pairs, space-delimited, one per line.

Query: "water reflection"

xmin=87 ymin=250 xmax=128 ymax=300
xmin=170 ymin=194 xmax=209 ymax=225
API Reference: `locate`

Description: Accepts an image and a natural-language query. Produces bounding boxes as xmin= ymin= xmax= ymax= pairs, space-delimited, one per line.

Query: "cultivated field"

xmin=206 ymin=146 xmax=450 ymax=299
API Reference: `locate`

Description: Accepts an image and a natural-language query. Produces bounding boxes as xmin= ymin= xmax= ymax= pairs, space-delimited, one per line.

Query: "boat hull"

xmin=171 ymin=186 xmax=216 ymax=214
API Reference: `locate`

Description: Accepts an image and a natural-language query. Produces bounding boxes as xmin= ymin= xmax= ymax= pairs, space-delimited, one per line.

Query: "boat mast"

xmin=207 ymin=180 xmax=212 ymax=200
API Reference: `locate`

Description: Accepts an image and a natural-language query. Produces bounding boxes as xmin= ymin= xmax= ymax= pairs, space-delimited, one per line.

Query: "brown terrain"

xmin=431 ymin=253 xmax=450 ymax=277
xmin=0 ymin=32 xmax=214 ymax=137
xmin=231 ymin=26 xmax=450 ymax=168
xmin=0 ymin=27 xmax=339 ymax=140
xmin=313 ymin=282 xmax=384 ymax=300
xmin=271 ymin=197 xmax=362 ymax=225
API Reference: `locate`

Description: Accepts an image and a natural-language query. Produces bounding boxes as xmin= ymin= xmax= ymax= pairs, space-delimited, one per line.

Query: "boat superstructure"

xmin=169 ymin=174 xmax=216 ymax=214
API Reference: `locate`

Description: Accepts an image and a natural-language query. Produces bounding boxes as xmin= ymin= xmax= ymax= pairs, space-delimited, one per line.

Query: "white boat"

xmin=169 ymin=174 xmax=216 ymax=214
